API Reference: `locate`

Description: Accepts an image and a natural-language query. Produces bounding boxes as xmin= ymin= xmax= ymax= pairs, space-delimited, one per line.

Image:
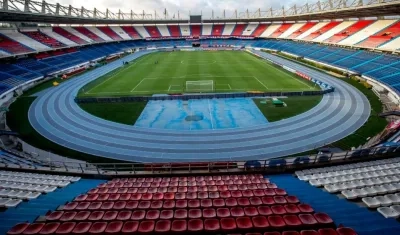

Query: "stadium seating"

xmin=167 ymin=25 xmax=182 ymax=37
xmin=52 ymin=27 xmax=87 ymax=45
xmin=212 ymin=24 xmax=225 ymax=36
xmin=191 ymin=25 xmax=202 ymax=37
xmin=120 ymin=26 xmax=142 ymax=39
xmin=21 ymin=31 xmax=65 ymax=48
xmin=302 ymin=22 xmax=341 ymax=41
xmin=7 ymin=174 xmax=357 ymax=235
xmin=144 ymin=26 xmax=162 ymax=38
xmin=358 ymin=21 xmax=400 ymax=48
xmin=231 ymin=24 xmax=248 ymax=36
xmin=324 ymin=20 xmax=374 ymax=43
xmin=270 ymin=23 xmax=293 ymax=38
xmin=97 ymin=26 xmax=122 ymax=40
xmin=0 ymin=33 xmax=33 ymax=54
xmin=73 ymin=27 xmax=105 ymax=42
xmin=252 ymin=24 xmax=269 ymax=37
xmin=288 ymin=22 xmax=317 ymax=39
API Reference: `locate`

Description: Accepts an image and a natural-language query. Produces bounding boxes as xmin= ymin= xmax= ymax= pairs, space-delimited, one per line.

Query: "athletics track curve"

xmin=28 ymin=50 xmax=371 ymax=162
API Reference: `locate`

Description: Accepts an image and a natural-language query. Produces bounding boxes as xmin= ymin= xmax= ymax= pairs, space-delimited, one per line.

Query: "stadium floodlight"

xmin=185 ymin=80 xmax=214 ymax=92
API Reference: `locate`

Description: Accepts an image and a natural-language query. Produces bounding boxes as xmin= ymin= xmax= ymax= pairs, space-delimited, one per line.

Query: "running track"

xmin=28 ymin=50 xmax=370 ymax=162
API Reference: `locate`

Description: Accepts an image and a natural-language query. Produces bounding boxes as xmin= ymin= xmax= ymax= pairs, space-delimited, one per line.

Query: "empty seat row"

xmin=362 ymin=193 xmax=400 ymax=208
xmin=0 ymin=171 xmax=81 ymax=182
xmin=89 ymin=186 xmax=281 ymax=194
xmin=9 ymin=213 xmax=335 ymax=235
xmin=0 ymin=180 xmax=69 ymax=189
xmin=0 ymin=197 xmax=22 ymax=208
xmin=0 ymin=189 xmax=41 ymax=200
xmin=324 ymin=182 xmax=400 ymax=194
xmin=49 ymin=205 xmax=313 ymax=221
xmin=0 ymin=184 xmax=57 ymax=194
xmin=110 ymin=174 xmax=264 ymax=183
xmin=377 ymin=205 xmax=400 ymax=219
xmin=98 ymin=181 xmax=274 ymax=188
xmin=295 ymin=158 xmax=400 ymax=177
xmin=0 ymin=177 xmax=71 ymax=187
xmin=308 ymin=172 xmax=400 ymax=186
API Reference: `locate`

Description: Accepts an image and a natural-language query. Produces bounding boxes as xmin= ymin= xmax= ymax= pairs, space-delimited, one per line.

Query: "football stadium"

xmin=1 ymin=0 xmax=400 ymax=234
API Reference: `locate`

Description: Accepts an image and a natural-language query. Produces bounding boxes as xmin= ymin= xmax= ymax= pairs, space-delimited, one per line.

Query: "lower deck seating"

xmin=7 ymin=174 xmax=357 ymax=235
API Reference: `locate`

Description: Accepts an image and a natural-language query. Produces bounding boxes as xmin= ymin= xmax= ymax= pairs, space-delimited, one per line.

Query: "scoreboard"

xmin=190 ymin=15 xmax=202 ymax=23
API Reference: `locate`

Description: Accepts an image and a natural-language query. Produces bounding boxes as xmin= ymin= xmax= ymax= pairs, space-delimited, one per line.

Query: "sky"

xmin=50 ymin=0 xmax=311 ymax=18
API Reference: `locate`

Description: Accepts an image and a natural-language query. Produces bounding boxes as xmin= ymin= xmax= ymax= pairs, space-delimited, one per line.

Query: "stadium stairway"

xmin=269 ymin=174 xmax=400 ymax=235
xmin=0 ymin=179 xmax=105 ymax=234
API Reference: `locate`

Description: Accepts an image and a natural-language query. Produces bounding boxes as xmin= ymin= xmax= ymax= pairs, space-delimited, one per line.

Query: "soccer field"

xmin=79 ymin=50 xmax=319 ymax=97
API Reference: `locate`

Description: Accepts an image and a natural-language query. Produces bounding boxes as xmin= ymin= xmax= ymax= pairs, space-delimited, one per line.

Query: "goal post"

xmin=185 ymin=80 xmax=214 ymax=92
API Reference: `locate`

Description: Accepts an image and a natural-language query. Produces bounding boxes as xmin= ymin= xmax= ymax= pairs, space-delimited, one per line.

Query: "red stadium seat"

xmin=187 ymin=192 xmax=197 ymax=199
xmin=39 ymin=223 xmax=60 ymax=235
xmin=198 ymin=192 xmax=208 ymax=199
xmin=238 ymin=198 xmax=251 ymax=206
xmin=163 ymin=200 xmax=176 ymax=209
xmin=71 ymin=222 xmax=91 ymax=234
xmin=125 ymin=201 xmax=138 ymax=210
xmin=243 ymin=207 xmax=258 ymax=216
xmin=89 ymin=222 xmax=107 ymax=234
xmin=108 ymin=194 xmax=120 ymax=201
xmin=264 ymin=189 xmax=276 ymax=196
xmin=231 ymin=207 xmax=245 ymax=217
xmin=209 ymin=192 xmax=220 ymax=199
xmin=88 ymin=202 xmax=102 ymax=210
xmin=298 ymin=214 xmax=318 ymax=227
xmin=258 ymin=206 xmax=273 ymax=216
xmin=201 ymin=199 xmax=212 ymax=208
xmin=74 ymin=195 xmax=88 ymax=202
xmin=226 ymin=198 xmax=238 ymax=207
xmin=300 ymin=230 xmax=319 ymax=235
xmin=76 ymin=202 xmax=90 ymax=210
xmin=221 ymin=218 xmax=237 ymax=232
xmin=274 ymin=189 xmax=287 ymax=196
xmin=117 ymin=211 xmax=132 ymax=221
xmin=171 ymin=220 xmax=187 ymax=233
xmin=188 ymin=219 xmax=204 ymax=232
xmin=176 ymin=200 xmax=188 ymax=209
xmin=118 ymin=194 xmax=130 ymax=201
xmin=284 ymin=215 xmax=302 ymax=228
xmin=138 ymin=221 xmax=155 ymax=234
xmin=231 ymin=191 xmax=243 ymax=198
xmin=174 ymin=209 xmax=188 ymax=219
xmin=155 ymin=220 xmax=171 ymax=233
xmin=96 ymin=194 xmax=109 ymax=201
xmin=252 ymin=216 xmax=270 ymax=229
xmin=203 ymin=208 xmax=217 ymax=218
xmin=127 ymin=188 xmax=138 ymax=194
xmin=213 ymin=199 xmax=225 ymax=207
xmin=131 ymin=211 xmax=145 ymax=220
xmin=158 ymin=188 xmax=167 ymax=193
xmin=189 ymin=209 xmax=202 ymax=219
xmin=264 ymin=232 xmax=281 ymax=235
xmin=63 ymin=202 xmax=78 ymax=211
xmin=268 ymin=183 xmax=278 ymax=189
xmin=218 ymin=185 xmax=228 ymax=191
xmin=113 ymin=201 xmax=126 ymax=210
xmin=75 ymin=211 xmax=90 ymax=221
xmin=318 ymin=228 xmax=338 ymax=235
xmin=314 ymin=213 xmax=334 ymax=226
xmin=254 ymin=189 xmax=266 ymax=197
xmin=282 ymin=231 xmax=300 ymax=235
xmin=262 ymin=197 xmax=275 ymax=205
xmin=101 ymin=202 xmax=114 ymax=210
xmin=21 ymin=223 xmax=44 ymax=234
xmin=208 ymin=186 xmax=218 ymax=192
xmin=204 ymin=219 xmax=220 ymax=232
xmin=176 ymin=192 xmax=186 ymax=199
xmin=168 ymin=187 xmax=178 ymax=193
xmin=286 ymin=196 xmax=300 ymax=204
xmin=274 ymin=196 xmax=287 ymax=204
xmin=138 ymin=201 xmax=151 ymax=209
xmin=60 ymin=212 xmax=77 ymax=222
xmin=150 ymin=201 xmax=163 ymax=209
xmin=121 ymin=221 xmax=139 ymax=234
xmin=243 ymin=190 xmax=254 ymax=197
xmin=285 ymin=205 xmax=300 ymax=214
xmin=250 ymin=197 xmax=263 ymax=206
xmin=228 ymin=185 xmax=238 ymax=191
xmin=55 ymin=222 xmax=76 ymax=234
xmin=160 ymin=210 xmax=174 ymax=220
xmin=336 ymin=227 xmax=357 ymax=235
xmin=142 ymin=193 xmax=153 ymax=201
xmin=153 ymin=193 xmax=164 ymax=200
xmin=188 ymin=200 xmax=200 ymax=208
xmin=298 ymin=204 xmax=314 ymax=213
xmin=268 ymin=216 xmax=286 ymax=229
xmin=236 ymin=217 xmax=253 ymax=230
xmin=217 ymin=208 xmax=231 ymax=218
xmin=46 ymin=211 xmax=64 ymax=221
xmin=146 ymin=210 xmax=160 ymax=220
xmin=272 ymin=205 xmax=287 ymax=215
xmin=88 ymin=211 xmax=104 ymax=221
xmin=130 ymin=194 xmax=142 ymax=200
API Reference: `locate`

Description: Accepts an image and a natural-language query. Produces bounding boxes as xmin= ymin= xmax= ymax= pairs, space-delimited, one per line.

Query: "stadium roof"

xmin=0 ymin=0 xmax=399 ymax=24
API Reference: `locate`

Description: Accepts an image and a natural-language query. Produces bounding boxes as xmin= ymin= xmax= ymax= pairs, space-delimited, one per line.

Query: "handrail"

xmin=1 ymin=146 xmax=398 ymax=177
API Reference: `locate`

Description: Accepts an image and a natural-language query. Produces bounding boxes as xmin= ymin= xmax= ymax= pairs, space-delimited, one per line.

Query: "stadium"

xmin=0 ymin=0 xmax=400 ymax=234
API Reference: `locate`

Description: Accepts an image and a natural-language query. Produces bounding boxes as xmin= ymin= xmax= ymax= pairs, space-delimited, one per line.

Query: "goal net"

xmin=185 ymin=80 xmax=214 ymax=92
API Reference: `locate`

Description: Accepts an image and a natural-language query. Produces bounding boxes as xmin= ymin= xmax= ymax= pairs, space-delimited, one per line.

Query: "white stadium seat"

xmin=377 ymin=207 xmax=400 ymax=219
xmin=362 ymin=197 xmax=381 ymax=208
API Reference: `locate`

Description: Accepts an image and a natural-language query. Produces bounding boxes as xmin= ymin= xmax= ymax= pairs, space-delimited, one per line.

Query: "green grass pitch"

xmin=79 ymin=50 xmax=319 ymax=97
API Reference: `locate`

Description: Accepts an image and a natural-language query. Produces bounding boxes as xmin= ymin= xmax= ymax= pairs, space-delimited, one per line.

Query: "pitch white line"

xmin=253 ymin=76 xmax=269 ymax=90
xmin=168 ymin=85 xmax=171 ymax=91
xmin=228 ymin=84 xmax=232 ymax=90
xmin=130 ymin=79 xmax=146 ymax=92
xmin=292 ymin=77 xmax=313 ymax=88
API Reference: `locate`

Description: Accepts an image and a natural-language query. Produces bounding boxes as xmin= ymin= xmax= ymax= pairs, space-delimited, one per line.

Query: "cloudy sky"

xmin=50 ymin=0 xmax=314 ymax=18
